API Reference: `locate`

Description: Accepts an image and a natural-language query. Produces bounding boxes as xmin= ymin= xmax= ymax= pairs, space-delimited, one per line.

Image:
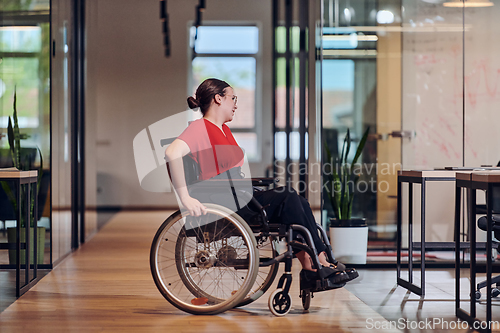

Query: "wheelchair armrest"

xmin=251 ymin=178 xmax=279 ymax=187
xmin=188 ymin=178 xmax=277 ymax=189
xmin=188 ymin=179 xmax=250 ymax=188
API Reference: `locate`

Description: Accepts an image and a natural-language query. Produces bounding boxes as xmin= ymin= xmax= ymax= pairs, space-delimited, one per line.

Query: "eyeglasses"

xmin=217 ymin=93 xmax=238 ymax=105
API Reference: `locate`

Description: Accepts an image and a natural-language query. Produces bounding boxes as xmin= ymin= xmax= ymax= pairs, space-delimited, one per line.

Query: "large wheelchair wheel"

xmin=237 ymin=235 xmax=279 ymax=307
xmin=150 ymin=204 xmax=259 ymax=315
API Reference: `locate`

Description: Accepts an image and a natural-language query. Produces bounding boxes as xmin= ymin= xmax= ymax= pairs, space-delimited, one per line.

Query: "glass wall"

xmin=0 ymin=0 xmax=51 ymax=266
xmin=463 ymin=2 xmax=500 ymax=167
xmin=321 ymin=0 xmax=500 ymax=263
xmin=321 ymin=0 xmax=401 ymax=253
xmin=51 ymin=0 xmax=74 ymax=263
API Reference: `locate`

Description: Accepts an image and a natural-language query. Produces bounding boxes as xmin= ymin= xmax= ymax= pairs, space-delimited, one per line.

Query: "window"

xmin=0 ymin=25 xmax=49 ymax=129
xmin=190 ymin=25 xmax=260 ymax=161
xmin=273 ymin=26 xmax=306 ymax=161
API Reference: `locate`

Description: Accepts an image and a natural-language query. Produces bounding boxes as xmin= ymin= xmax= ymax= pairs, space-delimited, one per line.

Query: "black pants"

xmin=251 ymin=186 xmax=327 ymax=254
xmin=193 ymin=180 xmax=327 ymax=254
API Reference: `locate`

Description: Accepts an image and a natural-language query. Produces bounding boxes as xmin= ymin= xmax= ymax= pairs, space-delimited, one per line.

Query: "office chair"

xmin=474 ymin=186 xmax=500 ymax=300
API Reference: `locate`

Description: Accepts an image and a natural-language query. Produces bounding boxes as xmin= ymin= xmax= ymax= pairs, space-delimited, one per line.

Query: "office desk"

xmin=397 ymin=170 xmax=456 ymax=296
xmin=0 ymin=169 xmax=38 ymax=297
xmin=454 ymin=171 xmax=500 ymax=333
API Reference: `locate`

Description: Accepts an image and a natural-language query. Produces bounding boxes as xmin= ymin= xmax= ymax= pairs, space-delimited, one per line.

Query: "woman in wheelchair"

xmin=156 ymin=78 xmax=357 ymax=315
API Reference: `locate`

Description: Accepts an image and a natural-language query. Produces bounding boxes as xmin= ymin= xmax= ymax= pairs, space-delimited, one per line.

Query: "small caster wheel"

xmin=475 ymin=290 xmax=481 ymax=300
xmin=268 ymin=288 xmax=292 ymax=316
xmin=492 ymin=288 xmax=500 ymax=298
xmin=301 ymin=289 xmax=311 ymax=310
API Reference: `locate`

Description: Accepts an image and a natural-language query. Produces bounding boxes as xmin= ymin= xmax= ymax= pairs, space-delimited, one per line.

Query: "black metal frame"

xmin=284 ymin=0 xmax=292 ymax=183
xmin=71 ymin=0 xmax=86 ymax=249
xmin=397 ymin=174 xmax=456 ymax=296
xmin=455 ymin=177 xmax=498 ymax=333
xmin=272 ymin=0 xmax=310 ymax=197
xmin=297 ymin=0 xmax=308 ymax=198
xmin=0 ymin=173 xmax=39 ymax=297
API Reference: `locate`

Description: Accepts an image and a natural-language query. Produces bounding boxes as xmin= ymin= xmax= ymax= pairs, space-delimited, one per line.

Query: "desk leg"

xmin=33 ymin=181 xmax=38 ymax=280
xmin=487 ymin=185 xmax=493 ymax=326
xmin=409 ymin=182 xmax=413 ymax=284
xmin=25 ymin=182 xmax=30 ymax=289
xmin=16 ymin=180 xmax=21 ymax=298
xmin=455 ymin=185 xmax=462 ymax=314
xmin=470 ymin=189 xmax=477 ymax=319
xmin=397 ymin=179 xmax=402 ymax=279
xmin=421 ymin=180 xmax=426 ymax=295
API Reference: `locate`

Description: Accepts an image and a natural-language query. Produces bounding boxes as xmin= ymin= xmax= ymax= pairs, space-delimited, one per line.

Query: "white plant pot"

xmin=330 ymin=225 xmax=368 ymax=265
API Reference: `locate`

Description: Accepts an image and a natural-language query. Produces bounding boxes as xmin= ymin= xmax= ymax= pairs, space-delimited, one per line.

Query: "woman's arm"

xmin=165 ymin=139 xmax=207 ymax=216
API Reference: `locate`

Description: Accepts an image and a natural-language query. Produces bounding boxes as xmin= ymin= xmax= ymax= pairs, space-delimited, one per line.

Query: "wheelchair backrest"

xmin=161 ymin=136 xmax=200 ymax=186
xmin=182 ymin=154 xmax=201 ymax=186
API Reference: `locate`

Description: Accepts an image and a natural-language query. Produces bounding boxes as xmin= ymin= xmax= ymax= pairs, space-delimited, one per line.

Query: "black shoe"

xmin=317 ymin=266 xmax=350 ymax=284
xmin=300 ymin=268 xmax=349 ymax=284
xmin=330 ymin=261 xmax=359 ymax=282
xmin=300 ymin=269 xmax=346 ymax=292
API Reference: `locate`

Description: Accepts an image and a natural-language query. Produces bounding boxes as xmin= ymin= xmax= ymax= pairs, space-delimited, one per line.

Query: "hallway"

xmin=0 ymin=211 xmax=393 ymax=332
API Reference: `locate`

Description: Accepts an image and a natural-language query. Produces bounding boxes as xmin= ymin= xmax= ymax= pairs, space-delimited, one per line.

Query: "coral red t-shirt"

xmin=177 ymin=118 xmax=244 ymax=180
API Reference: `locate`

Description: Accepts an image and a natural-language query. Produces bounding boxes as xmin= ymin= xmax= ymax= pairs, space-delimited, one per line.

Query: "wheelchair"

xmin=150 ymin=139 xmax=351 ymax=316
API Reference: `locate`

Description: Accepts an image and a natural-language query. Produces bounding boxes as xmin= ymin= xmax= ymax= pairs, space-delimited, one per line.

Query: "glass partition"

xmin=51 ymin=0 xmax=74 ymax=263
xmin=321 ymin=0 xmax=500 ymax=264
xmin=401 ymin=1 xmax=464 ymax=170
xmin=0 ymin=0 xmax=51 ymax=267
xmin=464 ymin=3 xmax=500 ymax=167
xmin=321 ymin=0 xmax=401 ymax=256
xmin=0 ymin=0 xmax=51 ymax=305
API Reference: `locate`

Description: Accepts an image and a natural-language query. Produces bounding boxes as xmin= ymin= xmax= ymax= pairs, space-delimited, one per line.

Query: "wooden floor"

xmin=0 ymin=211 xmax=396 ymax=333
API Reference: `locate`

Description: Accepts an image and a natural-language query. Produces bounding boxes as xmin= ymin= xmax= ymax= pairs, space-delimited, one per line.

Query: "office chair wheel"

xmin=237 ymin=235 xmax=279 ymax=307
xmin=300 ymin=289 xmax=311 ymax=310
xmin=150 ymin=204 xmax=259 ymax=315
xmin=269 ymin=288 xmax=292 ymax=316
xmin=475 ymin=291 xmax=481 ymax=300
xmin=492 ymin=288 xmax=500 ymax=298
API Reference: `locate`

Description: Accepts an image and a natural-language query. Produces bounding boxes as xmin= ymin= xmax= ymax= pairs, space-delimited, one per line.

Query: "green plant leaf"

xmin=11 ymin=89 xmax=21 ymax=169
xmin=7 ymin=117 xmax=17 ymax=169
xmin=324 ymin=140 xmax=342 ymax=219
xmin=344 ymin=129 xmax=351 ymax=166
xmin=340 ymin=164 xmax=348 ymax=219
xmin=324 ymin=127 xmax=370 ymax=221
xmin=4 ymin=88 xmax=44 ymax=227
xmin=339 ymin=130 xmax=352 ymax=220
xmin=339 ymin=130 xmax=347 ymax=166
xmin=352 ymin=127 xmax=370 ymax=165
xmin=332 ymin=172 xmax=341 ymax=219
xmin=347 ymin=174 xmax=361 ymax=220
xmin=13 ymin=92 xmax=21 ymax=166
xmin=7 ymin=117 xmax=14 ymax=154
xmin=37 ymin=147 xmax=43 ymax=187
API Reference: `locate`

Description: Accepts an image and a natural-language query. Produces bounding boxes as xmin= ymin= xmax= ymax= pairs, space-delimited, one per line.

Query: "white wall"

xmin=88 ymin=0 xmax=273 ymax=208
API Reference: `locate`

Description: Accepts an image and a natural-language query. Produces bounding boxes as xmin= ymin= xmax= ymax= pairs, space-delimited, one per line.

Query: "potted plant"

xmin=324 ymin=127 xmax=370 ymax=264
xmin=0 ymin=90 xmax=45 ymax=265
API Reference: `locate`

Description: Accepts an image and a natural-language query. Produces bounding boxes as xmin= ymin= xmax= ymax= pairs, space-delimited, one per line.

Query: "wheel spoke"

xmin=151 ymin=207 xmax=257 ymax=314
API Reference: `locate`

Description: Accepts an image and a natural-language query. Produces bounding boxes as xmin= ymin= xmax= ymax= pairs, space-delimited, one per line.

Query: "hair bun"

xmin=187 ymin=96 xmax=201 ymax=110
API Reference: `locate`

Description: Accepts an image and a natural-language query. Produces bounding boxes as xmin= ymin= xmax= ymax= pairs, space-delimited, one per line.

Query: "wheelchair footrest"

xmin=300 ymin=277 xmax=345 ymax=293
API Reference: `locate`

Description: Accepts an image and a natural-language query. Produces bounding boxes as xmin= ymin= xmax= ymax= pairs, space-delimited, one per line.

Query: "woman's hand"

xmin=181 ymin=195 xmax=207 ymax=216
